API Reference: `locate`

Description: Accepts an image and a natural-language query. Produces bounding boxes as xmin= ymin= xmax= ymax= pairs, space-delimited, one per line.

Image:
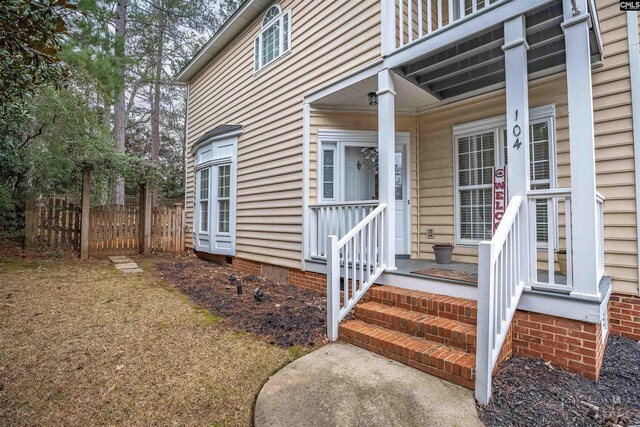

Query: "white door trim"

xmin=317 ymin=129 xmax=411 ymax=255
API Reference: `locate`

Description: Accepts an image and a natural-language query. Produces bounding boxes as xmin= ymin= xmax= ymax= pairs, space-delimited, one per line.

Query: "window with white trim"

xmin=217 ymin=164 xmax=231 ymax=234
xmin=457 ymin=131 xmax=496 ymax=242
xmin=254 ymin=5 xmax=291 ymax=72
xmin=455 ymin=113 xmax=556 ymax=244
xmin=198 ymin=168 xmax=209 ymax=233
xmin=321 ymin=145 xmax=336 ymax=200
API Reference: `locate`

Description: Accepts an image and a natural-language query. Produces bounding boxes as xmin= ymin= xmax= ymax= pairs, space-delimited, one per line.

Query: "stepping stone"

xmin=114 ymin=262 xmax=139 ymax=270
xmin=109 ymin=256 xmax=133 ymax=264
xmin=121 ymin=268 xmax=144 ymax=274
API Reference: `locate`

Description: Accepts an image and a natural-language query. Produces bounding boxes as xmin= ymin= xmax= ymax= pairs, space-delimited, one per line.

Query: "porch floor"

xmin=392 ymin=257 xmax=567 ymax=286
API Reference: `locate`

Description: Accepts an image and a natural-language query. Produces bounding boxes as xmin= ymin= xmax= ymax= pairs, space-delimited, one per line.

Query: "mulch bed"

xmin=412 ymin=268 xmax=478 ymax=284
xmin=479 ymin=335 xmax=640 ymax=426
xmin=156 ymin=259 xmax=327 ymax=348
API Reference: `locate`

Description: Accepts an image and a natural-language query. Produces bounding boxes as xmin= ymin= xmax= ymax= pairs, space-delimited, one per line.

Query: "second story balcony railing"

xmin=382 ymin=0 xmax=505 ymax=54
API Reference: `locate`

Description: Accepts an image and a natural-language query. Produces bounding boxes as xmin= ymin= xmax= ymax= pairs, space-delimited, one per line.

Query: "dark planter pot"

xmin=433 ymin=244 xmax=454 ymax=264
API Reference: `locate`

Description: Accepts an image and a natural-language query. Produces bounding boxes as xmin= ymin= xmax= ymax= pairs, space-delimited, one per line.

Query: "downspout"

xmin=302 ymin=103 xmax=311 ymax=271
xmin=627 ymin=11 xmax=640 ymax=295
xmin=415 ymin=112 xmax=421 ymax=259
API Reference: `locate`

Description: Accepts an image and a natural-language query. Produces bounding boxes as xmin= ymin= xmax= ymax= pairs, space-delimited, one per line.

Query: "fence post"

xmin=139 ymin=183 xmax=152 ymax=255
xmin=24 ymin=198 xmax=36 ymax=249
xmin=174 ymin=203 xmax=183 ymax=252
xmin=80 ymin=167 xmax=91 ymax=260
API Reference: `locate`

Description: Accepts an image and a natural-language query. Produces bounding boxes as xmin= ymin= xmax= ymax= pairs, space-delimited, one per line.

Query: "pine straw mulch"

xmin=479 ymin=335 xmax=640 ymax=426
xmin=0 ymin=256 xmax=294 ymax=427
xmin=155 ymin=258 xmax=327 ymax=348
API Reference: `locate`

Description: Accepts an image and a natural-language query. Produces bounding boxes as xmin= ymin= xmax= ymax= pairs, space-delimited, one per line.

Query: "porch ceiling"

xmin=393 ymin=0 xmax=600 ymax=102
xmin=311 ymin=74 xmax=440 ymax=113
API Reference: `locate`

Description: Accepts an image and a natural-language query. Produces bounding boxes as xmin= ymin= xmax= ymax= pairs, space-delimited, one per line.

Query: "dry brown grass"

xmin=0 ymin=256 xmax=293 ymax=427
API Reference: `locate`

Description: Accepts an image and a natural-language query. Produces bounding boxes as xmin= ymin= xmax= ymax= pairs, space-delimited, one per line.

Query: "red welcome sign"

xmin=492 ymin=166 xmax=508 ymax=233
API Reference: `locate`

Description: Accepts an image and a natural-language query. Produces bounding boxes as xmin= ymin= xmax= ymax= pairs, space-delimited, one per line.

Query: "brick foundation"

xmin=288 ymin=268 xmax=327 ymax=294
xmin=512 ymin=311 xmax=607 ymax=380
xmin=193 ymin=251 xmax=613 ymax=382
xmin=231 ymin=257 xmax=261 ymax=276
xmin=195 ymin=252 xmax=327 ymax=293
xmin=196 ymin=252 xmax=229 ymax=265
xmin=609 ymin=293 xmax=640 ymax=341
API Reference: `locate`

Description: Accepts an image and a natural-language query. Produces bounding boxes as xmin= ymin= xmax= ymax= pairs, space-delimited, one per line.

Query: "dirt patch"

xmin=479 ymin=335 xmax=640 ymax=426
xmin=0 ymin=237 xmax=78 ymax=260
xmin=156 ymin=259 xmax=327 ymax=348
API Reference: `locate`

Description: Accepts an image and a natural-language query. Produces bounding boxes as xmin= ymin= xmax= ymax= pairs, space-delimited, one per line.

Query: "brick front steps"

xmin=339 ymin=285 xmax=478 ymax=390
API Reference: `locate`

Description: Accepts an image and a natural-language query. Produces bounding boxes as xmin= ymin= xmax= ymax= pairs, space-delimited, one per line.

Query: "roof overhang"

xmin=191 ymin=125 xmax=244 ymax=153
xmin=176 ymin=0 xmax=272 ymax=83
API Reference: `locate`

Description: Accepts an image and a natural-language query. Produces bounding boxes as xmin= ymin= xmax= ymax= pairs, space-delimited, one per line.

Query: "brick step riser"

xmin=367 ymin=293 xmax=478 ymax=326
xmin=354 ymin=308 xmax=476 ymax=353
xmin=339 ymin=323 xmax=476 ymax=390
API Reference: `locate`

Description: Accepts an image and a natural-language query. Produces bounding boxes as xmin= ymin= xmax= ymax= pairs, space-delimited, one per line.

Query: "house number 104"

xmin=512 ymin=109 xmax=522 ymax=150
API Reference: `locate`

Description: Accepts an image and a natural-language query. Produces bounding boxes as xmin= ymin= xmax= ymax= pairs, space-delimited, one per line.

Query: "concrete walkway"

xmin=255 ymin=343 xmax=483 ymax=427
xmin=108 ymin=256 xmax=143 ymax=273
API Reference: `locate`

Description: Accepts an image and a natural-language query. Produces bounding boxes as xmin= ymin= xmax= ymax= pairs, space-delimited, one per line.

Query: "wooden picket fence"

xmin=25 ymin=195 xmax=81 ymax=251
xmin=88 ymin=203 xmax=141 ymax=256
xmin=150 ymin=204 xmax=184 ymax=252
xmin=25 ymin=193 xmax=185 ymax=257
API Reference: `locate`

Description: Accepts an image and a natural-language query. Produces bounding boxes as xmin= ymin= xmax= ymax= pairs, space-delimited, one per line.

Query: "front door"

xmin=337 ymin=138 xmax=410 ymax=256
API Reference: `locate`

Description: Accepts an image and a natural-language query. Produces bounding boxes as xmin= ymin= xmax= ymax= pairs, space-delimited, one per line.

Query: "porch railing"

xmin=527 ymin=188 xmax=573 ymax=292
xmin=475 ymin=195 xmax=525 ymax=405
xmin=327 ymin=204 xmax=387 ymax=341
xmin=394 ymin=0 xmax=504 ymax=49
xmin=309 ymin=201 xmax=378 ymax=259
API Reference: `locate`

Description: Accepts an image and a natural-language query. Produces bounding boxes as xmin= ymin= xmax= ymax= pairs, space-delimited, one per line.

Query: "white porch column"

xmin=562 ymin=0 xmax=600 ymax=297
xmin=503 ymin=15 xmax=531 ymax=281
xmin=378 ymin=68 xmax=396 ymax=270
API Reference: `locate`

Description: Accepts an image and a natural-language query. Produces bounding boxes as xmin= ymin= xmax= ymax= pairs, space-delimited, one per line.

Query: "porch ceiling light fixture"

xmin=367 ymin=92 xmax=378 ymax=106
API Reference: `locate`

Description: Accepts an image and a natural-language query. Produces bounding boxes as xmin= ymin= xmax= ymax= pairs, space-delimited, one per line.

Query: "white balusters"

xmin=309 ymin=202 xmax=377 ymax=259
xmin=392 ymin=0 xmax=504 ymax=49
xmin=476 ymin=195 xmax=525 ymax=404
xmin=526 ymin=188 xmax=574 ymax=291
xmin=326 ymin=204 xmax=387 ymax=341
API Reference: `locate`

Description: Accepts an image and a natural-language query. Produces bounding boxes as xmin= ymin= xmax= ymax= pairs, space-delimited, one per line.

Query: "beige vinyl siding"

xmin=185 ymin=0 xmax=382 ymax=268
xmin=592 ymin=0 xmax=638 ymax=294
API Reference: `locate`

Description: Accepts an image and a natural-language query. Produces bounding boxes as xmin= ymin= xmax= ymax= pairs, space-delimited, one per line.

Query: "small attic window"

xmin=254 ymin=5 xmax=291 ymax=72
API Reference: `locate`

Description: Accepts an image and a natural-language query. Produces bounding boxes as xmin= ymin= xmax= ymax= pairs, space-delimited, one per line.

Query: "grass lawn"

xmin=0 ymin=255 xmax=296 ymax=426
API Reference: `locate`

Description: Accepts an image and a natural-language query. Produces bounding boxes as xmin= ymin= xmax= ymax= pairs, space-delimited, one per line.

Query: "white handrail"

xmin=327 ymin=203 xmax=387 ymax=341
xmin=476 ymin=195 xmax=525 ymax=405
xmin=309 ymin=200 xmax=378 ymax=208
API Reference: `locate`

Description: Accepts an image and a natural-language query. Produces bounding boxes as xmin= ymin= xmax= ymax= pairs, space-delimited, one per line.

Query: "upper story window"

xmin=254 ymin=5 xmax=291 ymax=72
